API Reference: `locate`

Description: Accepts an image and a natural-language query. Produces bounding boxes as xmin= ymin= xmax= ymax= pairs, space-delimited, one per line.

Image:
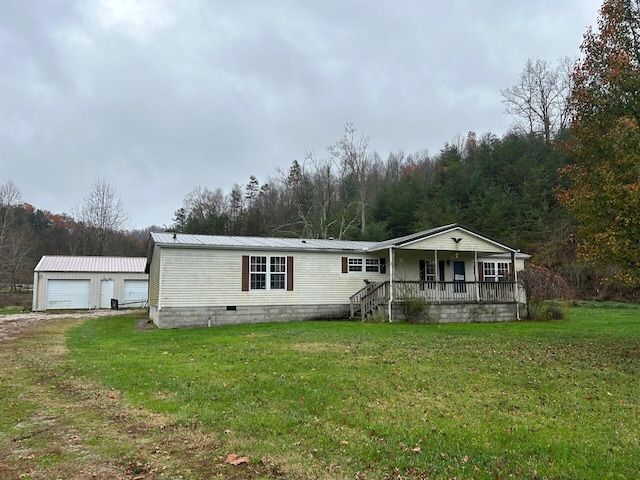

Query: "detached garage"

xmin=32 ymin=256 xmax=148 ymax=311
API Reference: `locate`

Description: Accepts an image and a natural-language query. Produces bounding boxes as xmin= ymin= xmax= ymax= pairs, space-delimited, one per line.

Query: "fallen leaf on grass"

xmin=225 ymin=453 xmax=249 ymax=466
xmin=411 ymin=446 xmax=421 ymax=453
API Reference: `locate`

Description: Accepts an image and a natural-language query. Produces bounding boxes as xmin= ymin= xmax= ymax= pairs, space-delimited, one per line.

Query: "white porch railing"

xmin=350 ymin=281 xmax=517 ymax=319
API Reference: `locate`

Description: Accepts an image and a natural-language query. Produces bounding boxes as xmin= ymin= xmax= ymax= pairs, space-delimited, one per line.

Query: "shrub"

xmin=401 ymin=297 xmax=431 ymax=323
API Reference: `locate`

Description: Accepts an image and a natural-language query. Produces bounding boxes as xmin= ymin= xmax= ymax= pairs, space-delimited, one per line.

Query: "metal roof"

xmin=34 ymin=256 xmax=147 ymax=273
xmin=150 ymin=232 xmax=376 ymax=252
xmin=150 ymin=225 xmax=519 ymax=255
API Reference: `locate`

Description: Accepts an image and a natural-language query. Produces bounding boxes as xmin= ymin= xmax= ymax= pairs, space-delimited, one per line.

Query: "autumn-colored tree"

xmin=558 ymin=0 xmax=640 ymax=284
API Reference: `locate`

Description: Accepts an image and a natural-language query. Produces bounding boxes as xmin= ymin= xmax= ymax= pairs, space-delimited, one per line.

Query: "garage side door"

xmin=46 ymin=279 xmax=91 ymax=310
xmin=123 ymin=280 xmax=148 ymax=308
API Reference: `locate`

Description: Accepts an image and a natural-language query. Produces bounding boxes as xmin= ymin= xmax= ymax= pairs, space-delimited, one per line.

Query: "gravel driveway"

xmin=0 ymin=309 xmax=145 ymax=341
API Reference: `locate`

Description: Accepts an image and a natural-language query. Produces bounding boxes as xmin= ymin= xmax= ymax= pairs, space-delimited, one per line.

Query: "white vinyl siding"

xmin=402 ymin=230 xmax=508 ymax=254
xmin=46 ymin=279 xmax=91 ymax=309
xmin=158 ymin=249 xmax=387 ymax=308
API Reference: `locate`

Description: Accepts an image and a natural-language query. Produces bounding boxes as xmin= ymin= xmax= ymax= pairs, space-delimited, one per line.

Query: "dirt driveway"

xmin=0 ymin=309 xmax=146 ymax=341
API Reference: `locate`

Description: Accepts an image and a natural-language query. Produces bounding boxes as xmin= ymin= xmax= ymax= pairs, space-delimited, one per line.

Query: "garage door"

xmin=123 ymin=280 xmax=148 ymax=308
xmin=46 ymin=279 xmax=91 ymax=310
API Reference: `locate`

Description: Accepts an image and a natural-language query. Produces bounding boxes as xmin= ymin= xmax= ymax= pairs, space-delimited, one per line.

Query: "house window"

xmin=249 ymin=256 xmax=287 ymax=290
xmin=270 ymin=256 xmax=286 ymax=289
xmin=348 ymin=258 xmax=363 ymax=272
xmin=423 ymin=260 xmax=436 ymax=281
xmin=497 ymin=262 xmax=510 ymax=281
xmin=366 ymin=258 xmax=380 ymax=272
xmin=243 ymin=255 xmax=293 ymax=291
xmin=483 ymin=262 xmax=496 ymax=282
xmin=483 ymin=262 xmax=510 ymax=282
xmin=250 ymin=256 xmax=267 ymax=289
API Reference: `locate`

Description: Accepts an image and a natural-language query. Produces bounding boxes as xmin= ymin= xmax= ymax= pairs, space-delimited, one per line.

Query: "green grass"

xmin=65 ymin=306 xmax=640 ymax=479
xmin=0 ymin=305 xmax=26 ymax=315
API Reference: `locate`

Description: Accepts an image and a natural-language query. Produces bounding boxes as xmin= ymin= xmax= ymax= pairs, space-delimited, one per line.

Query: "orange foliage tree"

xmin=559 ymin=0 xmax=640 ymax=284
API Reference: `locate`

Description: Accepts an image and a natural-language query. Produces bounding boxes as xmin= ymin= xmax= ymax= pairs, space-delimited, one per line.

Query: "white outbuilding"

xmin=32 ymin=256 xmax=148 ymax=311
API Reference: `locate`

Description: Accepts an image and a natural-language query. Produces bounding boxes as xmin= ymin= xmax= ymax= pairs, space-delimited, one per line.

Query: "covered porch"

xmin=351 ymin=224 xmax=526 ymax=322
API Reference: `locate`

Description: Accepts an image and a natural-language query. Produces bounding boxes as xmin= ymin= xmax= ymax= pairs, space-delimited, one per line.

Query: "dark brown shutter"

xmin=287 ymin=256 xmax=294 ymax=291
xmin=478 ymin=261 xmax=484 ymax=281
xmin=242 ymin=255 xmax=249 ymax=291
xmin=508 ymin=262 xmax=514 ymax=281
xmin=419 ymin=259 xmax=426 ymax=282
xmin=342 ymin=256 xmax=348 ymax=273
xmin=379 ymin=258 xmax=386 ymax=274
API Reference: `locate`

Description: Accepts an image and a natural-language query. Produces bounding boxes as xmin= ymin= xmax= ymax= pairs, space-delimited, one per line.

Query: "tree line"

xmin=0 ymin=179 xmax=151 ymax=292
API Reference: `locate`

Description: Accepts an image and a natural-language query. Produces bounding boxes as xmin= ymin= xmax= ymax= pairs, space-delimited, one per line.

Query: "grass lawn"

xmin=54 ymin=304 xmax=640 ymax=479
xmin=0 ymin=305 xmax=26 ymax=314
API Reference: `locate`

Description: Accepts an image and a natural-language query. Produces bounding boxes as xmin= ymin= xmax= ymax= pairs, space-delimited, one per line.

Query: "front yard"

xmin=1 ymin=303 xmax=639 ymax=479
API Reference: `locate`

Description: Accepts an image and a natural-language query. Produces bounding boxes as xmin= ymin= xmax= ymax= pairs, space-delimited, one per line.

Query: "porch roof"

xmin=366 ymin=224 xmax=518 ymax=254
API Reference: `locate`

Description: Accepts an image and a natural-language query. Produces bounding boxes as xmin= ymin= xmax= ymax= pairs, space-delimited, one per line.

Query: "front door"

xmin=453 ymin=261 xmax=466 ymax=293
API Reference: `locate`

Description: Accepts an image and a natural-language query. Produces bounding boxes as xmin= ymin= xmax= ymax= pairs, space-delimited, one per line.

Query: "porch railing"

xmin=350 ymin=281 xmax=517 ymax=319
xmin=394 ymin=281 xmax=516 ymax=303
xmin=349 ymin=281 xmax=388 ymax=319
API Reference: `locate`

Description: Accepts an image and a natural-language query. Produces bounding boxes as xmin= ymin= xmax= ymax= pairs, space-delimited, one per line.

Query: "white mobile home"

xmin=146 ymin=224 xmax=528 ymax=329
xmin=32 ymin=256 xmax=148 ymax=311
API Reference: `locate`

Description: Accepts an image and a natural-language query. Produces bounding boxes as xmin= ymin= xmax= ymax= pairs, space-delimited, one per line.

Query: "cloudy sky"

xmin=1 ymin=0 xmax=601 ymax=229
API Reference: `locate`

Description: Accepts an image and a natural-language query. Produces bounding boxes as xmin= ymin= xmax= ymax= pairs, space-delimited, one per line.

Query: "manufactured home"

xmin=146 ymin=224 xmax=528 ymax=329
xmin=32 ymin=256 xmax=148 ymax=311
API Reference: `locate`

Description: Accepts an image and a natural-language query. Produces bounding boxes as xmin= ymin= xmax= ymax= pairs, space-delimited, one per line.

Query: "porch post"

xmin=434 ymin=250 xmax=439 ymax=301
xmin=388 ymin=246 xmax=395 ymax=322
xmin=474 ymin=250 xmax=480 ymax=302
xmin=512 ymin=251 xmax=520 ymax=320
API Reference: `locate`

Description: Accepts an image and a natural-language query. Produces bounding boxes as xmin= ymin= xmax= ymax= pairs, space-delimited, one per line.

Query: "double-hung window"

xmin=366 ymin=258 xmax=380 ymax=272
xmin=423 ymin=260 xmax=435 ymax=282
xmin=483 ymin=262 xmax=497 ymax=282
xmin=249 ymin=256 xmax=287 ymax=290
xmin=348 ymin=258 xmax=363 ymax=272
xmin=483 ymin=262 xmax=510 ymax=282
xmin=250 ymin=256 xmax=267 ymax=289
xmin=270 ymin=256 xmax=286 ymax=289
xmin=497 ymin=262 xmax=510 ymax=281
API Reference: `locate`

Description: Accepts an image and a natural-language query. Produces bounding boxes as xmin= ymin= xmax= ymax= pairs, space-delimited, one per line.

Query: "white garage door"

xmin=123 ymin=280 xmax=148 ymax=308
xmin=46 ymin=279 xmax=91 ymax=310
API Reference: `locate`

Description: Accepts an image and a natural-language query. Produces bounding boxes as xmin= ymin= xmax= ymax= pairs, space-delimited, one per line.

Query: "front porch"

xmin=349 ymin=280 xmax=519 ymax=321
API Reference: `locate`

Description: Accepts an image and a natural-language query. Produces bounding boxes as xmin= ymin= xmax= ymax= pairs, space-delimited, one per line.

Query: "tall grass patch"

xmin=66 ymin=306 xmax=640 ymax=479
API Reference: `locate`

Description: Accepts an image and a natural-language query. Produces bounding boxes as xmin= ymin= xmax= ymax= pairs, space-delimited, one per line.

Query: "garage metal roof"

xmin=34 ymin=256 xmax=147 ymax=273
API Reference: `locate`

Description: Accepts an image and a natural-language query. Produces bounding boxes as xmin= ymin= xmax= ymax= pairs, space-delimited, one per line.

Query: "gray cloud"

xmin=0 ymin=0 xmax=601 ymax=228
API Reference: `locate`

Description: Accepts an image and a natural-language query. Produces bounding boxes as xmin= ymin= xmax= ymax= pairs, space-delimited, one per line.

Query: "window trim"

xmin=242 ymin=255 xmax=294 ymax=291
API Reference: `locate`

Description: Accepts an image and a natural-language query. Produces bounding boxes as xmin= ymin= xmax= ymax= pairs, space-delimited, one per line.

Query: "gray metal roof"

xmin=150 ymin=232 xmax=376 ymax=252
xmin=34 ymin=256 xmax=147 ymax=273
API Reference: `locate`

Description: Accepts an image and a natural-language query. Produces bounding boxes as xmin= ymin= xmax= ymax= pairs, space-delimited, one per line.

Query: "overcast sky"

xmin=1 ymin=0 xmax=601 ymax=229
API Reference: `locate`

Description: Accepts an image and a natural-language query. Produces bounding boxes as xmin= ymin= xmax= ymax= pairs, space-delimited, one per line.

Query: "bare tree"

xmin=0 ymin=180 xmax=22 ymax=255
xmin=329 ymin=123 xmax=370 ymax=234
xmin=501 ymin=57 xmax=574 ymax=143
xmin=518 ymin=264 xmax=573 ymax=319
xmin=0 ymin=180 xmax=25 ymax=290
xmin=74 ymin=179 xmax=128 ymax=256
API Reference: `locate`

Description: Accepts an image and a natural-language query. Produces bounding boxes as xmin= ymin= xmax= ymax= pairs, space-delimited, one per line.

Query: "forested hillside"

xmin=2 ymin=130 xmax=572 ymax=294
